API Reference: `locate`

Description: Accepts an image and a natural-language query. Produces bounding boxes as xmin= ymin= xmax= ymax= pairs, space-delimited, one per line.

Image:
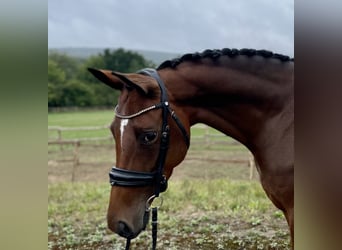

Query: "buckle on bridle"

xmin=146 ymin=195 xmax=164 ymax=211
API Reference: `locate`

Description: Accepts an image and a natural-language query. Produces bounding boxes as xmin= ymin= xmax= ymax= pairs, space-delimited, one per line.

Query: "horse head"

xmin=88 ymin=68 xmax=190 ymax=239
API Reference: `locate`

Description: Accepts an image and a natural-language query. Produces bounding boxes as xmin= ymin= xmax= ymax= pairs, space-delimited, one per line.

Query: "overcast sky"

xmin=48 ymin=0 xmax=293 ymax=56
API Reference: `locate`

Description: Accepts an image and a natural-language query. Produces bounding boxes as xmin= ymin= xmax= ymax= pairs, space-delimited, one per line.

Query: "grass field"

xmin=49 ymin=110 xmax=115 ymax=127
xmin=48 ymin=110 xmax=290 ymax=249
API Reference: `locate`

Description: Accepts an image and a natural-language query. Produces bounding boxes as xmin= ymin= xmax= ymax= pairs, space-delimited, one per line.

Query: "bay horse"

xmin=88 ymin=48 xmax=294 ymax=248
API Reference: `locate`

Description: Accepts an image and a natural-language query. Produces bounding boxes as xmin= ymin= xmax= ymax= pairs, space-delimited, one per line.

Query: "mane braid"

xmin=157 ymin=48 xmax=294 ymax=70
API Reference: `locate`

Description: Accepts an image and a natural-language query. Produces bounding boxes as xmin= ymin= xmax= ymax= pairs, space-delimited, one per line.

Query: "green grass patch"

xmin=48 ymin=180 xmax=289 ymax=249
xmin=48 ymin=110 xmax=115 ymax=127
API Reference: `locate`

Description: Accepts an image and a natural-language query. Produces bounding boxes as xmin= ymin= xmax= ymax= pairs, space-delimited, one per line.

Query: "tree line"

xmin=48 ymin=48 xmax=155 ymax=108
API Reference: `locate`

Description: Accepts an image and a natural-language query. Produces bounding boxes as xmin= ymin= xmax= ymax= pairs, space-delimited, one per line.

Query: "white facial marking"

xmin=120 ymin=119 xmax=129 ymax=148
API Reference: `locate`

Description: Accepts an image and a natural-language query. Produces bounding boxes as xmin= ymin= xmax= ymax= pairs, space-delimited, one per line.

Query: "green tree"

xmin=48 ymin=59 xmax=65 ymax=107
xmin=48 ymin=59 xmax=65 ymax=85
xmin=48 ymin=52 xmax=81 ymax=81
xmin=78 ymin=48 xmax=155 ymax=106
xmin=78 ymin=48 xmax=155 ymax=84
xmin=60 ymin=80 xmax=94 ymax=107
xmin=77 ymin=55 xmax=106 ymax=84
xmin=48 ymin=48 xmax=155 ymax=108
xmin=101 ymin=48 xmax=155 ymax=73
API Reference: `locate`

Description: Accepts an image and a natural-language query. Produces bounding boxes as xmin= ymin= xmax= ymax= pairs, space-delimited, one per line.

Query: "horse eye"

xmin=141 ymin=131 xmax=158 ymax=145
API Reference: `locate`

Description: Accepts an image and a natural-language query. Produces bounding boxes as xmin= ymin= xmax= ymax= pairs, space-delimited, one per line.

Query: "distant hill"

xmin=48 ymin=47 xmax=181 ymax=66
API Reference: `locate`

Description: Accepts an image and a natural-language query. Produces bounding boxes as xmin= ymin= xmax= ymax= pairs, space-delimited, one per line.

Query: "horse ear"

xmin=111 ymin=71 xmax=142 ymax=92
xmin=87 ymin=68 xmax=124 ymax=90
xmin=88 ymin=68 xmax=158 ymax=96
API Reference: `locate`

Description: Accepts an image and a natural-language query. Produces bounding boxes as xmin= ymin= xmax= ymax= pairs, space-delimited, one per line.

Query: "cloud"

xmin=48 ymin=0 xmax=293 ymax=56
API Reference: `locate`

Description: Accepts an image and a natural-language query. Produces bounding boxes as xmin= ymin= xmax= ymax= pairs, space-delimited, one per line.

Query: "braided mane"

xmin=157 ymin=48 xmax=294 ymax=70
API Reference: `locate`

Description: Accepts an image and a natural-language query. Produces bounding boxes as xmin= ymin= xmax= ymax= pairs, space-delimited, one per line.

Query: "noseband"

xmin=109 ymin=68 xmax=189 ymax=196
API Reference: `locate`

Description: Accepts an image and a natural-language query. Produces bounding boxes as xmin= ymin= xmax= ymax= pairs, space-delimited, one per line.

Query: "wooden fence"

xmin=48 ymin=124 xmax=255 ymax=181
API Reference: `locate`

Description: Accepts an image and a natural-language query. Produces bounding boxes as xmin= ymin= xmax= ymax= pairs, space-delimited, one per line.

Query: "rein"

xmin=109 ymin=68 xmax=189 ymax=249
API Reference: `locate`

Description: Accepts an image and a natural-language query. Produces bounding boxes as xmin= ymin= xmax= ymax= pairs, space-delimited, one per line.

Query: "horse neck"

xmin=159 ymin=59 xmax=293 ymax=152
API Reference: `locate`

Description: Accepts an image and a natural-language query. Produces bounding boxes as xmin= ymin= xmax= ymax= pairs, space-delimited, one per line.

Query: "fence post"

xmin=71 ymin=141 xmax=80 ymax=182
xmin=57 ymin=129 xmax=63 ymax=151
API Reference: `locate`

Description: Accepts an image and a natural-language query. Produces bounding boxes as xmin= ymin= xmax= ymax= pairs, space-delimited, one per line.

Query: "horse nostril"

xmin=118 ymin=221 xmax=134 ymax=239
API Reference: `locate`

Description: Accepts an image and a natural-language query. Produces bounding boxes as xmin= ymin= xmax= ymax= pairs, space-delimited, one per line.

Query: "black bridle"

xmin=108 ymin=68 xmax=190 ymax=249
